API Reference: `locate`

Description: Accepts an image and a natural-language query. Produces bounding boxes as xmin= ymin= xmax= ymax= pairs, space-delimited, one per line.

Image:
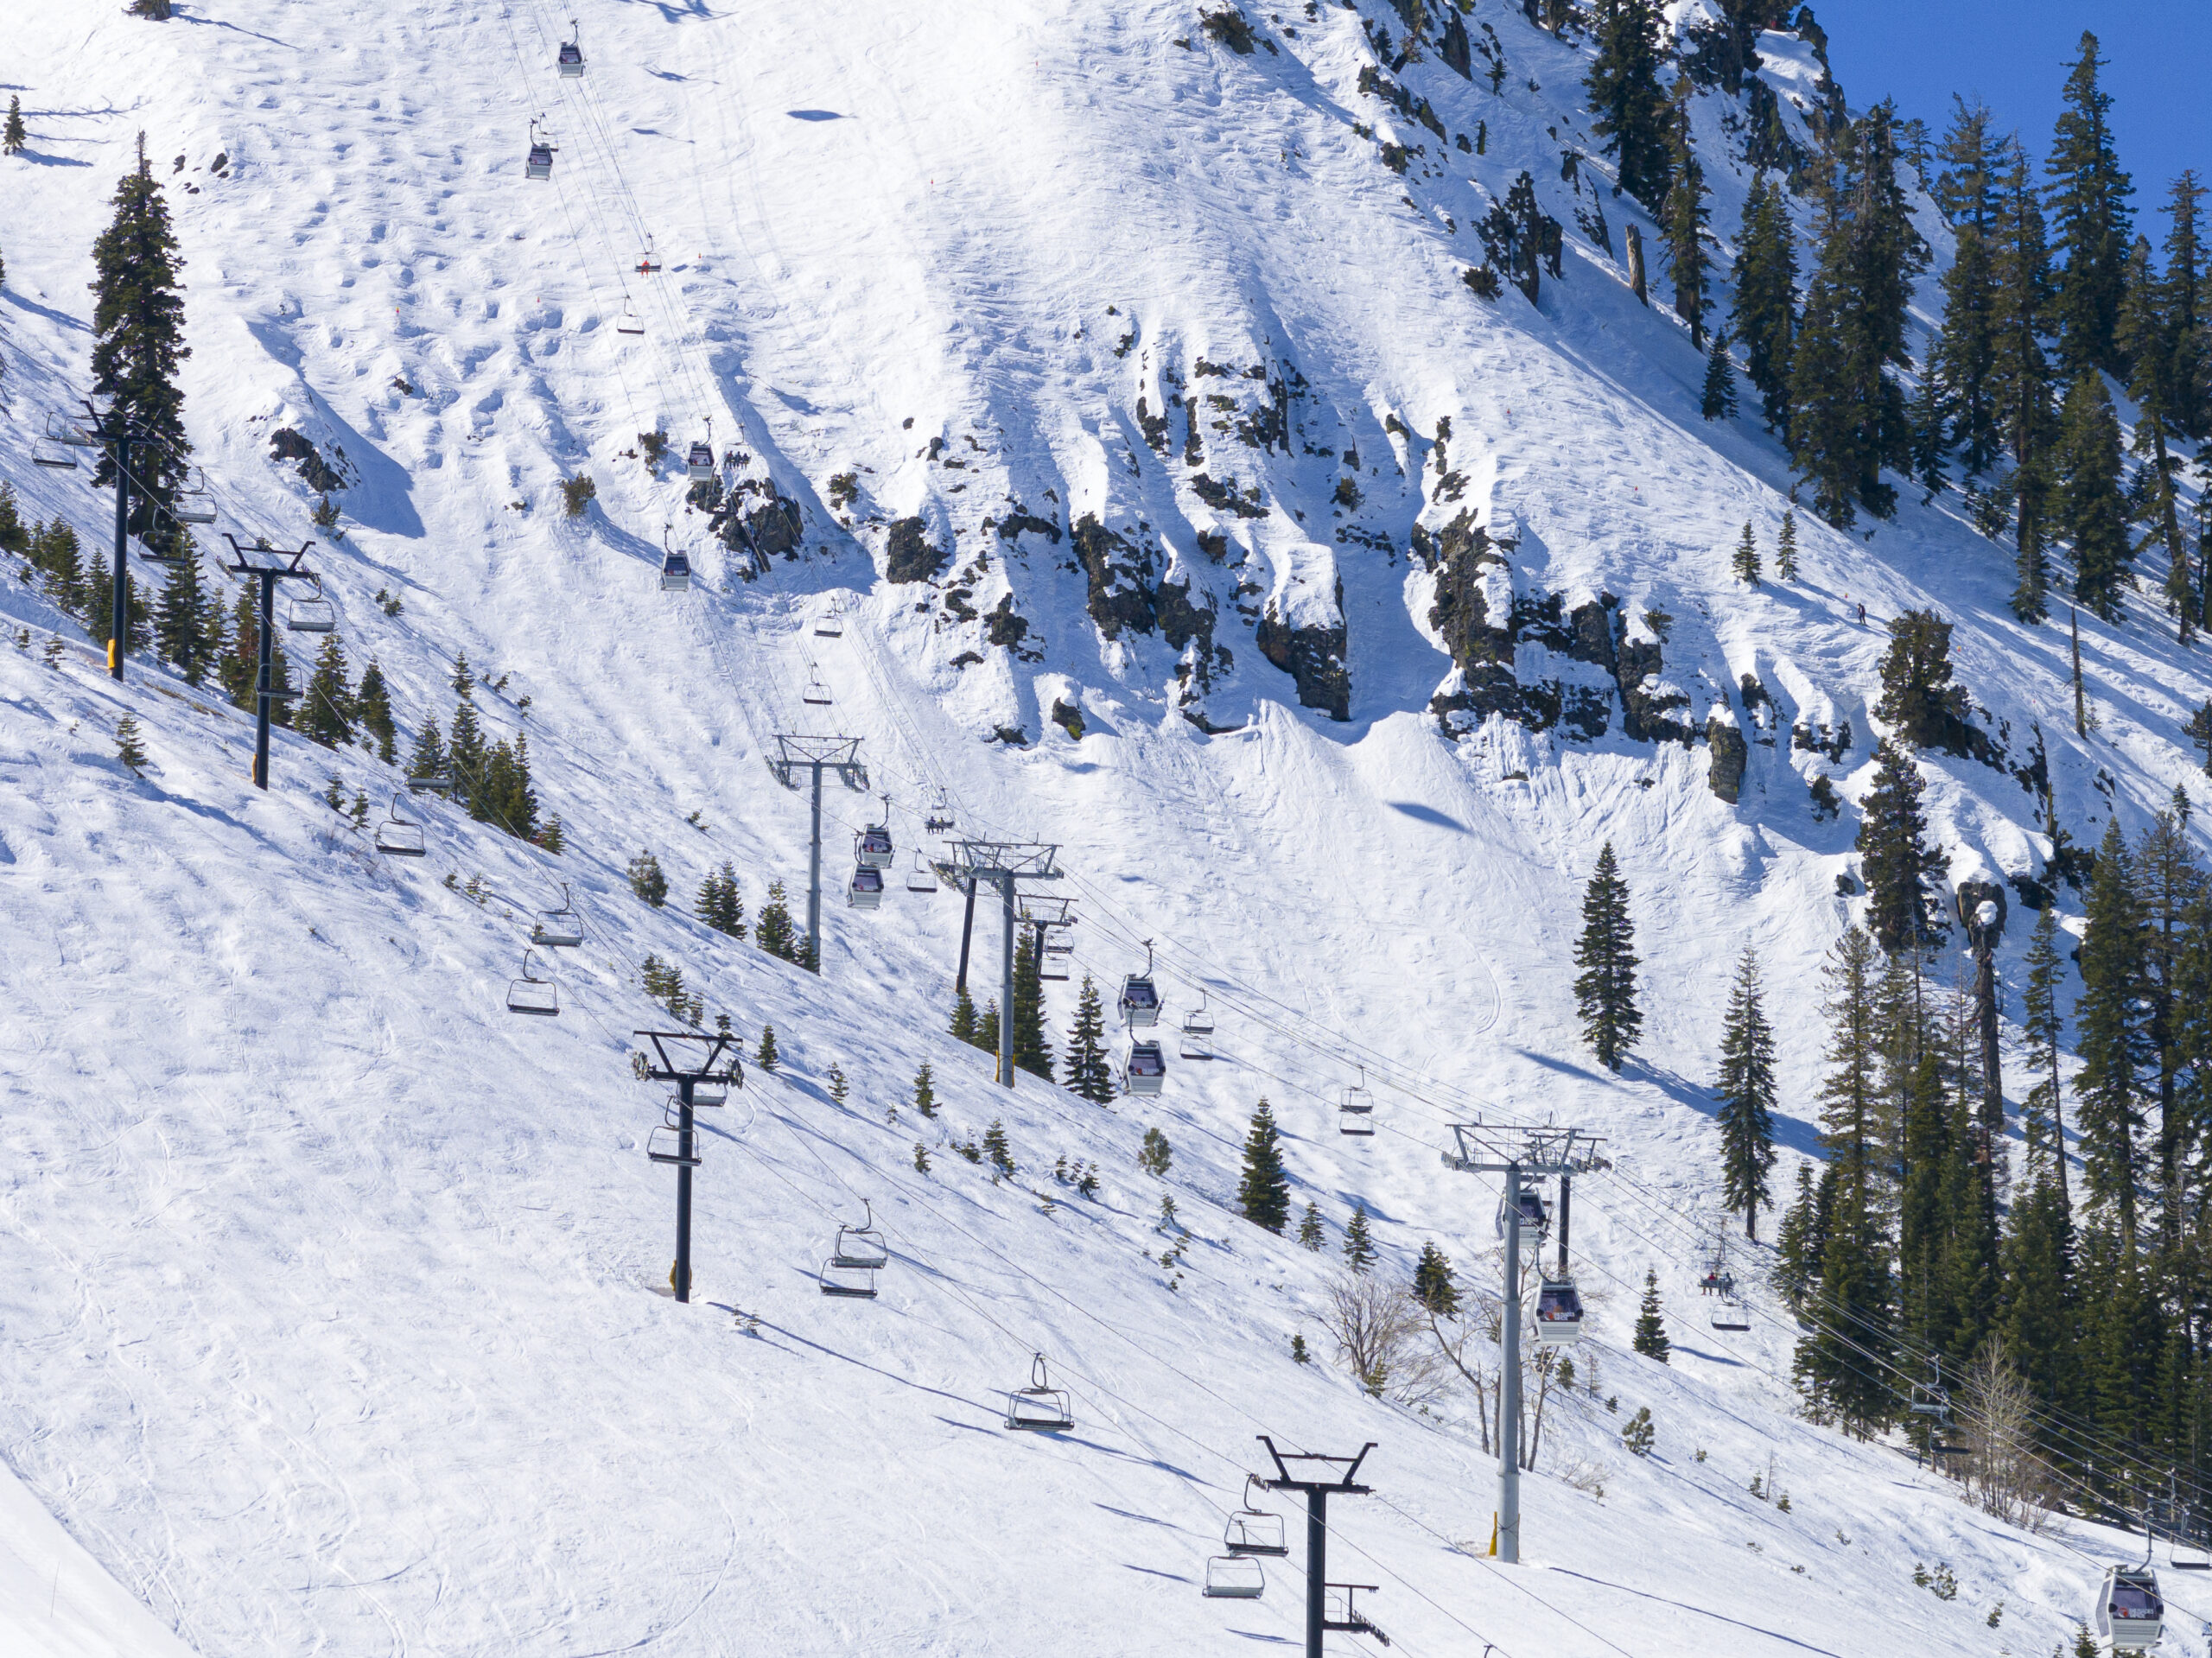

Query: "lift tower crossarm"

xmin=938 ymin=842 xmax=1063 ymax=1087
xmin=219 ymin=536 xmax=320 ymax=790
xmin=768 ymin=734 xmax=868 ymax=975
xmin=633 ymin=1031 xmax=742 ymax=1305
xmin=1254 ymin=1438 xmax=1385 ymax=1655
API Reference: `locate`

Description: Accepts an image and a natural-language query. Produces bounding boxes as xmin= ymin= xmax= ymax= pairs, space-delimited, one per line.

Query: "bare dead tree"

xmin=1323 ymin=1274 xmax=1448 ymax=1407
xmin=1957 ymin=1337 xmax=2053 ymax=1532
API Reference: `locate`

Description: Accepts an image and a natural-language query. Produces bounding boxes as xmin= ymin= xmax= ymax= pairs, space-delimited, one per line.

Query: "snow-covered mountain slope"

xmin=3 ymin=1 xmax=2208 ymax=1654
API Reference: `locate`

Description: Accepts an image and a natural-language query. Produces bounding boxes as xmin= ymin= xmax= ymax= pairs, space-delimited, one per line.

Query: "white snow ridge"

xmin=0 ymin=3 xmax=2202 ymax=1655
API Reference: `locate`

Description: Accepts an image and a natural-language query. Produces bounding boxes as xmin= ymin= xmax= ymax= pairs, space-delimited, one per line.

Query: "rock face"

xmin=884 ymin=516 xmax=947 ymax=583
xmin=1419 ymin=511 xmax=1613 ymax=739
xmin=1071 ymin=514 xmax=1157 ymax=638
xmin=1706 ymin=713 xmax=1747 ymax=803
xmin=1440 ymin=10 xmax=1472 ymax=77
xmin=744 ymin=492 xmax=804 ymax=560
xmin=1255 ymin=595 xmax=1350 ymax=722
xmin=269 ymin=428 xmax=347 ymax=494
xmin=1956 ymin=879 xmax=2008 ymax=947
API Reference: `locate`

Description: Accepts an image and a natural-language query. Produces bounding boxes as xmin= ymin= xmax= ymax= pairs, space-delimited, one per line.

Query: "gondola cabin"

xmin=1126 ymin=1040 xmax=1166 ymax=1096
xmin=2095 ymin=1566 xmax=2163 ymax=1652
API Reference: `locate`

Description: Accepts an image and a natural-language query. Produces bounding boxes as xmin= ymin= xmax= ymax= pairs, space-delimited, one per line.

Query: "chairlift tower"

xmin=1441 ymin=1121 xmax=1605 ymax=1565
xmin=768 ymin=734 xmax=868 ymax=974
xmin=938 ymin=842 xmax=1063 ymax=1088
xmin=1254 ymin=1437 xmax=1385 ymax=1657
xmin=220 ymin=536 xmax=320 ymax=790
xmin=67 ymin=400 xmax=148 ymax=683
xmin=635 ymin=1029 xmax=742 ymax=1305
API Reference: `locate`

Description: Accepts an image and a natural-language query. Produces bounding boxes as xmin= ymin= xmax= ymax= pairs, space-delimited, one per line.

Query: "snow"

xmin=1 ymin=0 xmax=2207 ymax=1654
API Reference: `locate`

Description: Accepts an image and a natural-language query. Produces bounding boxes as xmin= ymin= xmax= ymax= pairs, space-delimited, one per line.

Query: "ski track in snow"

xmin=1 ymin=1 xmax=2207 ymax=1654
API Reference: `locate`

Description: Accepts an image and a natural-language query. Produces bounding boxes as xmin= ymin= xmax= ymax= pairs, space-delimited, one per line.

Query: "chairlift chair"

xmin=531 ymin=885 xmax=583 ymax=948
xmin=1037 ymin=942 xmax=1068 ymax=983
xmin=818 ymin=1257 xmax=878 ymax=1298
xmin=1126 ymin=1039 xmax=1166 ymax=1096
xmin=814 ymin=599 xmax=845 ymax=638
xmin=1224 ymin=1477 xmax=1289 ymax=1558
xmin=906 ymin=852 xmax=939 ymax=893
xmin=1179 ymin=1000 xmax=1213 ymax=1058
xmin=374 ymin=793 xmax=426 ymax=856
xmin=286 ymin=590 xmax=336 ymax=634
xmin=1004 ymin=1354 xmax=1073 ymax=1432
xmin=1202 ymin=1555 xmax=1265 ymax=1600
xmin=170 ymin=471 xmax=217 ymax=524
xmin=1710 ymin=1292 xmax=1751 ymax=1333
xmin=802 ymin=667 xmax=832 ymax=706
xmin=1338 ymin=1103 xmax=1375 ymax=1137
xmin=30 ymin=428 xmax=79 ymax=469
xmin=506 ymin=949 xmax=559 ymax=1017
xmin=556 ymin=23 xmax=584 ymax=76
xmin=854 ymin=822 xmax=894 ymax=869
xmin=406 ymin=768 xmax=454 ymax=797
xmin=848 ymin=866 xmax=885 ymax=910
xmin=1534 ymin=1276 xmax=1586 ymax=1345
xmin=2094 ymin=1566 xmax=2164 ymax=1653
xmin=832 ymin=1201 xmax=889 ymax=1270
xmin=48 ymin=412 xmax=100 ymax=450
xmin=646 ymin=1124 xmax=700 ymax=1166
xmin=1339 ymin=1067 xmax=1374 ymax=1117
xmin=924 ymin=792 xmax=955 ymax=834
xmin=616 ymin=302 xmax=645 ymax=337
xmin=2170 ymin=1529 xmax=2212 ymax=1572
xmin=687 ymin=1080 xmax=729 ymax=1108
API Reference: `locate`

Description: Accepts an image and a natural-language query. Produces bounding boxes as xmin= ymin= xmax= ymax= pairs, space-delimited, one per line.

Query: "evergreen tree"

xmin=983 ymin=1119 xmax=1014 ymax=1178
xmin=89 ymin=135 xmax=191 ymax=532
xmin=696 ymin=861 xmax=746 ymax=937
xmin=1632 ymin=1269 xmax=1671 ymax=1362
xmin=2159 ymin=171 xmax=2206 ymax=438
xmin=2116 ymin=234 xmax=2193 ymax=636
xmin=3 ymin=97 xmax=25 ymax=158
xmin=912 ymin=1061 xmax=938 ymax=1118
xmin=1011 ymin=931 xmax=1052 ymax=1081
xmin=1662 ymin=80 xmax=1710 ymax=346
xmin=1874 ymin=609 xmax=1969 ymax=752
xmin=2020 ymin=904 xmax=2070 ymax=1203
xmin=299 ymin=632 xmax=353 ymax=749
xmin=1700 ymin=331 xmax=1738 ymax=420
xmin=754 ymin=880 xmax=799 ymax=961
xmin=1139 ymin=1126 xmax=1173 ymax=1177
xmin=1907 ymin=354 xmax=1948 ymax=498
xmin=83 ymin=548 xmax=151 ymax=659
xmin=1237 ymin=1100 xmax=1292 ymax=1233
xmin=354 ymin=660 xmax=396 ymax=763
xmin=1573 ymin=842 xmax=1641 ymax=1070
xmin=1816 ymin=925 xmax=1882 ymax=1191
xmin=827 ymin=1064 xmax=849 ymax=1105
xmin=447 ymin=677 xmax=486 ymax=800
xmin=1583 ymin=0 xmax=1671 ymax=212
xmin=216 ymin=587 xmax=289 ymax=722
xmin=2053 ymin=370 xmax=2131 ymax=620
xmin=976 ymin=999 xmax=1001 ymax=1058
xmin=1298 ymin=1202 xmax=1325 ymax=1251
xmin=1774 ymin=1163 xmax=1822 ymax=1305
xmin=2046 ymin=32 xmax=2134 ymax=378
xmin=1731 ymin=520 xmax=1760 ymax=585
xmin=113 ymin=712 xmax=147 ymax=774
xmin=152 ymin=546 xmax=219 ymax=685
xmin=2075 ymin=818 xmax=2146 ymax=1251
xmin=950 ymin=984 xmax=982 ymax=1048
xmin=1855 ymin=740 xmax=1946 ymax=954
xmin=1793 ymin=1175 xmax=1897 ymax=1436
xmin=0 ymin=484 xmax=25 ymax=559
xmin=1714 ymin=947 xmax=1779 ymax=1239
xmin=1991 ymin=142 xmax=2056 ymax=619
xmin=28 ymin=518 xmax=84 ymax=614
xmin=756 ymin=1023 xmax=779 ymax=1071
xmin=1774 ymin=510 xmax=1800 ymax=580
xmin=1731 ymin=173 xmax=1798 ymax=433
xmin=1413 ymin=1242 xmax=1459 ymax=1317
xmin=405 ymin=716 xmax=446 ymax=788
xmin=627 ymin=849 xmax=668 ymax=908
xmin=1997 ymin=1172 xmax=2077 ymax=1437
xmin=1934 ymin=98 xmax=2003 ymax=477
xmin=1342 ymin=1201 xmax=1377 ymax=1276
xmin=1060 ymin=975 xmax=1115 ymax=1103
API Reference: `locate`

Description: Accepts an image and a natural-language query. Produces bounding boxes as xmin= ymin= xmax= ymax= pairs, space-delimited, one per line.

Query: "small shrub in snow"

xmin=1138 ymin=1127 xmax=1172 ymax=1177
xmin=1620 ymin=1407 xmax=1655 ymax=1457
xmin=114 ymin=714 xmax=148 ymax=774
xmin=627 ymin=849 xmax=668 ymax=907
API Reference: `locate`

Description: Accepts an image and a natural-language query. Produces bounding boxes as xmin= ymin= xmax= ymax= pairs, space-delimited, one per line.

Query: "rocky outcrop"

xmin=1071 ymin=514 xmax=1158 ymax=638
xmin=744 ymin=491 xmax=804 ymax=560
xmin=1051 ymin=698 xmax=1086 ymax=740
xmin=269 ymin=428 xmax=348 ymax=494
xmin=1613 ymin=626 xmax=1694 ymax=744
xmin=1706 ymin=713 xmax=1747 ymax=804
xmin=1256 ymin=591 xmax=1350 ymax=722
xmin=884 ymin=516 xmax=947 ymax=583
xmin=1420 ymin=511 xmax=1612 ymax=739
xmin=1440 ymin=10 xmax=1472 ymax=77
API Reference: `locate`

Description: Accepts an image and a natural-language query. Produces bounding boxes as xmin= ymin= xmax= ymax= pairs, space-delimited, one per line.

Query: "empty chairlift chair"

xmin=531 ymin=884 xmax=583 ymax=948
xmin=822 ymin=1201 xmax=887 ymax=1296
xmin=506 ymin=949 xmax=559 ymax=1017
xmin=1180 ymin=994 xmax=1215 ymax=1058
xmin=1203 ymin=1556 xmax=1265 ymax=1600
xmin=802 ymin=665 xmax=833 ymax=706
xmin=1004 ymin=1354 xmax=1074 ymax=1432
xmin=2096 ymin=1566 xmax=2164 ymax=1653
xmin=1125 ymin=1039 xmax=1166 ymax=1096
xmin=1534 ymin=1277 xmax=1585 ymax=1344
xmin=286 ymin=586 xmax=336 ymax=634
xmin=1339 ymin=1067 xmax=1374 ymax=1124
xmin=906 ymin=851 xmax=939 ymax=893
xmin=814 ymin=598 xmax=845 ymax=638
xmin=616 ymin=302 xmax=645 ymax=337
xmin=170 ymin=470 xmax=217 ymax=524
xmin=375 ymin=793 xmax=426 ymax=857
xmin=646 ymin=1113 xmax=700 ymax=1167
xmin=848 ymin=866 xmax=884 ymax=909
xmin=32 ymin=413 xmax=83 ymax=470
xmin=1037 ymin=932 xmax=1069 ymax=982
xmin=1224 ymin=1477 xmax=1288 ymax=1557
xmin=1710 ymin=1290 xmax=1751 ymax=1332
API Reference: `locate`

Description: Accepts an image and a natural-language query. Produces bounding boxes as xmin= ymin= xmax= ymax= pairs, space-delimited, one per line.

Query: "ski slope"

xmin=3 ymin=1 xmax=2208 ymax=1654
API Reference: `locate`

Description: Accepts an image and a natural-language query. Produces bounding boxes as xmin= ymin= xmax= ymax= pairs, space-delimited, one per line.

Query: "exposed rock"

xmin=1190 ymin=473 xmax=1268 ymax=518
xmin=1707 ymin=714 xmax=1747 ymax=804
xmin=1050 ymin=698 xmax=1086 ymax=740
xmin=744 ymin=491 xmax=804 ymax=560
xmin=985 ymin=595 xmax=1030 ymax=649
xmin=1154 ymin=576 xmax=1216 ymax=656
xmin=1071 ymin=514 xmax=1156 ymax=638
xmin=884 ymin=516 xmax=947 ymax=583
xmin=1440 ymin=10 xmax=1472 ymax=77
xmin=1955 ymin=879 xmax=2009 ymax=946
xmin=989 ymin=724 xmax=1029 ymax=746
xmin=269 ymin=428 xmax=347 ymax=494
xmin=993 ymin=511 xmax=1061 ymax=544
xmin=1420 ymin=511 xmax=1614 ymax=740
xmin=1835 ymin=871 xmax=1863 ymax=897
xmin=1256 ymin=594 xmax=1350 ymax=722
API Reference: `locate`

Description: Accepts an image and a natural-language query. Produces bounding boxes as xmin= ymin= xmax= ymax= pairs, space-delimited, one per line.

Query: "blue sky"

xmin=1819 ymin=3 xmax=2207 ymax=219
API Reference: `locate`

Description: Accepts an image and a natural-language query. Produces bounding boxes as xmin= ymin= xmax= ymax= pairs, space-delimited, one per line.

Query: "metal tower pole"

xmin=253 ymin=571 xmax=278 ymax=789
xmin=108 ymin=424 xmax=130 ymax=681
xmin=674 ymin=1076 xmax=696 ymax=1303
xmin=1304 ymin=1488 xmax=1327 ymax=1658
xmin=999 ymin=873 xmax=1016 ymax=1087
xmin=807 ymin=760 xmax=824 ymax=973
xmin=1500 ymin=1159 xmax=1522 ymax=1563
xmin=955 ymin=879 xmax=977 ymax=993
xmin=1558 ymin=1172 xmax=1572 ymax=1276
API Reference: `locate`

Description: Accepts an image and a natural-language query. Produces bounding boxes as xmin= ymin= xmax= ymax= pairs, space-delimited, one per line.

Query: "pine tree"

xmin=1775 ymin=510 xmax=1800 ymax=580
xmin=1662 ymin=80 xmax=1709 ymax=346
xmin=1816 ymin=925 xmax=1882 ymax=1190
xmin=354 ymin=660 xmax=397 ymax=763
xmin=1413 ymin=1242 xmax=1459 ymax=1317
xmin=976 ymin=1000 xmax=1001 ymax=1058
xmin=447 ymin=677 xmax=486 ymax=802
xmin=754 ymin=1023 xmax=779 ymax=1071
xmin=2053 ymin=370 xmax=2130 ymax=621
xmin=1793 ymin=1176 xmax=1897 ymax=1436
xmin=113 ymin=713 xmax=147 ymax=774
xmin=1731 ymin=173 xmax=1798 ymax=433
xmin=2161 ymin=171 xmax=2206 ymax=438
xmin=1237 ymin=1100 xmax=1291 ymax=1233
xmin=1059 ymin=975 xmax=1115 ymax=1103
xmin=912 ymin=1061 xmax=938 ymax=1118
xmin=0 ymin=484 xmax=25 ymax=558
xmin=828 ymin=1064 xmax=849 ymax=1105
xmin=153 ymin=547 xmax=219 ymax=685
xmin=1573 ymin=842 xmax=1641 ymax=1070
xmin=627 ymin=849 xmax=668 ymax=908
xmin=2075 ymin=818 xmax=2145 ymax=1251
xmin=1731 ymin=520 xmax=1760 ymax=585
xmin=89 ymin=136 xmax=191 ymax=530
xmin=754 ymin=880 xmax=798 ymax=961
xmin=1342 ymin=1202 xmax=1377 ymax=1276
xmin=1907 ymin=355 xmax=1948 ymax=498
xmin=83 ymin=547 xmax=152 ymax=659
xmin=2020 ymin=905 xmax=2070 ymax=1202
xmin=983 ymin=1119 xmax=1014 ymax=1178
xmin=1139 ymin=1127 xmax=1173 ymax=1177
xmin=1774 ymin=1163 xmax=1822 ymax=1305
xmin=1583 ymin=0 xmax=1671 ymax=212
xmin=405 ymin=716 xmax=446 ymax=788
xmin=950 ymin=984 xmax=982 ymax=1049
xmin=300 ymin=632 xmax=353 ymax=749
xmin=1011 ymin=931 xmax=1052 ymax=1081
xmin=1856 ymin=740 xmax=1946 ymax=954
xmin=1991 ymin=142 xmax=2056 ymax=619
xmin=1714 ymin=947 xmax=1779 ymax=1239
xmin=2046 ymin=32 xmax=2134 ymax=379
xmin=3 ymin=97 xmax=25 ymax=158
xmin=1934 ymin=98 xmax=2003 ymax=477
xmin=1299 ymin=1202 xmax=1325 ymax=1251
xmin=217 ymin=587 xmax=288 ymax=721
xmin=1632 ymin=1269 xmax=1671 ymax=1361
xmin=2116 ymin=233 xmax=2193 ymax=636
xmin=1700 ymin=331 xmax=1738 ymax=420
xmin=1874 ymin=610 xmax=1969 ymax=752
